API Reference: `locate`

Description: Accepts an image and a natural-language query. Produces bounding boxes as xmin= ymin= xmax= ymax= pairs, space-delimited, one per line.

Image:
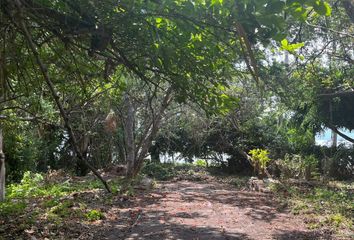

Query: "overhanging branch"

xmin=319 ymin=91 xmax=354 ymax=98
xmin=13 ymin=0 xmax=111 ymax=192
xmin=327 ymin=124 xmax=354 ymax=144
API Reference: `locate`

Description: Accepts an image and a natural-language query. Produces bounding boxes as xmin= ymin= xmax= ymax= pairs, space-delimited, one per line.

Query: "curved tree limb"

xmin=13 ymin=0 xmax=111 ymax=193
xmin=327 ymin=124 xmax=354 ymax=144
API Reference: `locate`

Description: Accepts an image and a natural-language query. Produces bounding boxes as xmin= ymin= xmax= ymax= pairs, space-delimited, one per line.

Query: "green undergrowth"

xmin=142 ymin=162 xmax=200 ymax=180
xmin=85 ymin=209 xmax=105 ymax=221
xmin=142 ymin=162 xmax=250 ymax=189
xmin=6 ymin=172 xmax=108 ymax=200
xmin=270 ymin=180 xmax=353 ymax=237
xmin=0 ymin=171 xmax=132 ymax=239
xmin=142 ymin=159 xmax=221 ymax=181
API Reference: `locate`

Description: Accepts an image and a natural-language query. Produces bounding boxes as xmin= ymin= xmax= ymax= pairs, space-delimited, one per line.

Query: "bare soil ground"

xmin=99 ymin=180 xmax=332 ymax=240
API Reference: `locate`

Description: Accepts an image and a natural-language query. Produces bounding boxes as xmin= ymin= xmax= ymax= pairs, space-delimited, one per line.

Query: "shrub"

xmin=303 ymin=155 xmax=319 ymax=180
xmin=7 ymin=171 xmax=45 ymax=198
xmin=85 ymin=209 xmax=104 ymax=221
xmin=0 ymin=201 xmax=26 ymax=216
xmin=194 ymin=159 xmax=207 ymax=167
xmin=50 ymin=200 xmax=74 ymax=218
xmin=324 ymin=147 xmax=354 ymax=180
xmin=278 ymin=154 xmax=319 ymax=180
xmin=248 ymin=149 xmax=271 ymax=178
xmin=142 ymin=163 xmax=175 ymax=180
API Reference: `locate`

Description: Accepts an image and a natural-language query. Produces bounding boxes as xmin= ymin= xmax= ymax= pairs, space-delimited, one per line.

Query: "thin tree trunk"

xmin=329 ymin=39 xmax=338 ymax=150
xmin=0 ymin=17 xmax=6 ymax=201
xmin=77 ymin=134 xmax=90 ymax=176
xmin=124 ymin=95 xmax=135 ymax=178
xmin=0 ymin=128 xmax=5 ymax=201
xmin=133 ymin=88 xmax=173 ymax=175
xmin=14 ymin=0 xmax=111 ymax=192
xmin=329 ymin=101 xmax=337 ymax=149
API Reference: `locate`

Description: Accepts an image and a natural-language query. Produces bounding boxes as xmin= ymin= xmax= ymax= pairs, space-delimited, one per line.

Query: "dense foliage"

xmin=0 ymin=0 xmax=352 ymax=191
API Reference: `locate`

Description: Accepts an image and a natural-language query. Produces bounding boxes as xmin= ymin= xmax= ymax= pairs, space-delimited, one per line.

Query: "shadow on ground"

xmin=97 ymin=181 xmax=331 ymax=240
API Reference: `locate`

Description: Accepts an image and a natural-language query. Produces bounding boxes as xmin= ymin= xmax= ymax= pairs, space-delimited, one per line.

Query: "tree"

xmin=0 ymin=128 xmax=5 ymax=201
xmin=0 ymin=0 xmax=333 ymax=190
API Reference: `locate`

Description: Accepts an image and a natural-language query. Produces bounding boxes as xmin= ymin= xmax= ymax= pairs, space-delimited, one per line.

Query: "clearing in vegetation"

xmin=0 ymin=167 xmax=352 ymax=240
xmin=0 ymin=1 xmax=353 ymax=239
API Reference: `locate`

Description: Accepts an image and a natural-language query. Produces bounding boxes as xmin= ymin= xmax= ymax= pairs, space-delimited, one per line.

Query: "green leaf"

xmin=322 ymin=2 xmax=331 ymax=16
xmin=281 ymin=39 xmax=288 ymax=47
xmin=190 ymin=33 xmax=202 ymax=42
xmin=155 ymin=17 xmax=163 ymax=28
xmin=211 ymin=0 xmax=223 ymax=6
xmin=280 ymin=39 xmax=304 ymax=52
xmin=312 ymin=1 xmax=331 ymax=16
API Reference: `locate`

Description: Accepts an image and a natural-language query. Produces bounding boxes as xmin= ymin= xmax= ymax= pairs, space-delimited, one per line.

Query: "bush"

xmin=0 ymin=201 xmax=26 ymax=216
xmin=324 ymin=147 xmax=353 ymax=180
xmin=142 ymin=163 xmax=175 ymax=180
xmin=85 ymin=209 xmax=104 ymax=221
xmin=278 ymin=154 xmax=319 ymax=180
xmin=271 ymin=181 xmax=353 ymax=233
xmin=194 ymin=159 xmax=207 ymax=167
xmin=6 ymin=171 xmax=109 ymax=202
xmin=7 ymin=171 xmax=45 ymax=198
xmin=248 ymin=149 xmax=271 ymax=177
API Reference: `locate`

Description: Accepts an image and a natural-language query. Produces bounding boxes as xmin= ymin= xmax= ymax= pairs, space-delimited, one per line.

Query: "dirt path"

xmin=100 ymin=180 xmax=329 ymax=240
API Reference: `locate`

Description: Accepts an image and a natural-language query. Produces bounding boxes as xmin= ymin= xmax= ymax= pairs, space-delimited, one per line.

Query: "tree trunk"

xmin=150 ymin=144 xmax=160 ymax=163
xmin=331 ymin=130 xmax=337 ymax=149
xmin=329 ymin=40 xmax=337 ymax=150
xmin=0 ymin=8 xmax=6 ymax=201
xmin=124 ymin=95 xmax=136 ymax=178
xmin=133 ymin=88 xmax=173 ymax=176
xmin=0 ymin=128 xmax=5 ymax=201
xmin=76 ymin=134 xmax=90 ymax=176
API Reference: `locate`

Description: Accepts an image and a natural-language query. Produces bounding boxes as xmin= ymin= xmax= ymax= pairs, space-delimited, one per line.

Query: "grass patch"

xmin=0 ymin=171 xmax=129 ymax=239
xmin=0 ymin=200 xmax=26 ymax=216
xmin=49 ymin=200 xmax=75 ymax=218
xmin=271 ymin=180 xmax=353 ymax=236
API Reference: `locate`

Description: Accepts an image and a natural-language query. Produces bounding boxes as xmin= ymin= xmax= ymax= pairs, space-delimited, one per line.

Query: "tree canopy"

xmin=1 ymin=0 xmax=353 ymax=190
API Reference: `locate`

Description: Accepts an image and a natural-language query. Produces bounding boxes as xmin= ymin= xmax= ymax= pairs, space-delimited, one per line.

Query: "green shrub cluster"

xmin=249 ymin=149 xmax=271 ymax=177
xmin=0 ymin=171 xmax=110 ymax=218
xmin=278 ymin=154 xmax=319 ymax=180
xmin=272 ymin=181 xmax=353 ymax=231
xmin=7 ymin=171 xmax=74 ymax=199
xmin=194 ymin=159 xmax=207 ymax=167
xmin=85 ymin=209 xmax=104 ymax=221
xmin=324 ymin=147 xmax=354 ymax=180
xmin=142 ymin=163 xmax=177 ymax=180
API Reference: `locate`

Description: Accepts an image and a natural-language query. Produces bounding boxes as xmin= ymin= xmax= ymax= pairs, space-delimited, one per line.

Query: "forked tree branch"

xmin=13 ymin=0 xmax=111 ymax=192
